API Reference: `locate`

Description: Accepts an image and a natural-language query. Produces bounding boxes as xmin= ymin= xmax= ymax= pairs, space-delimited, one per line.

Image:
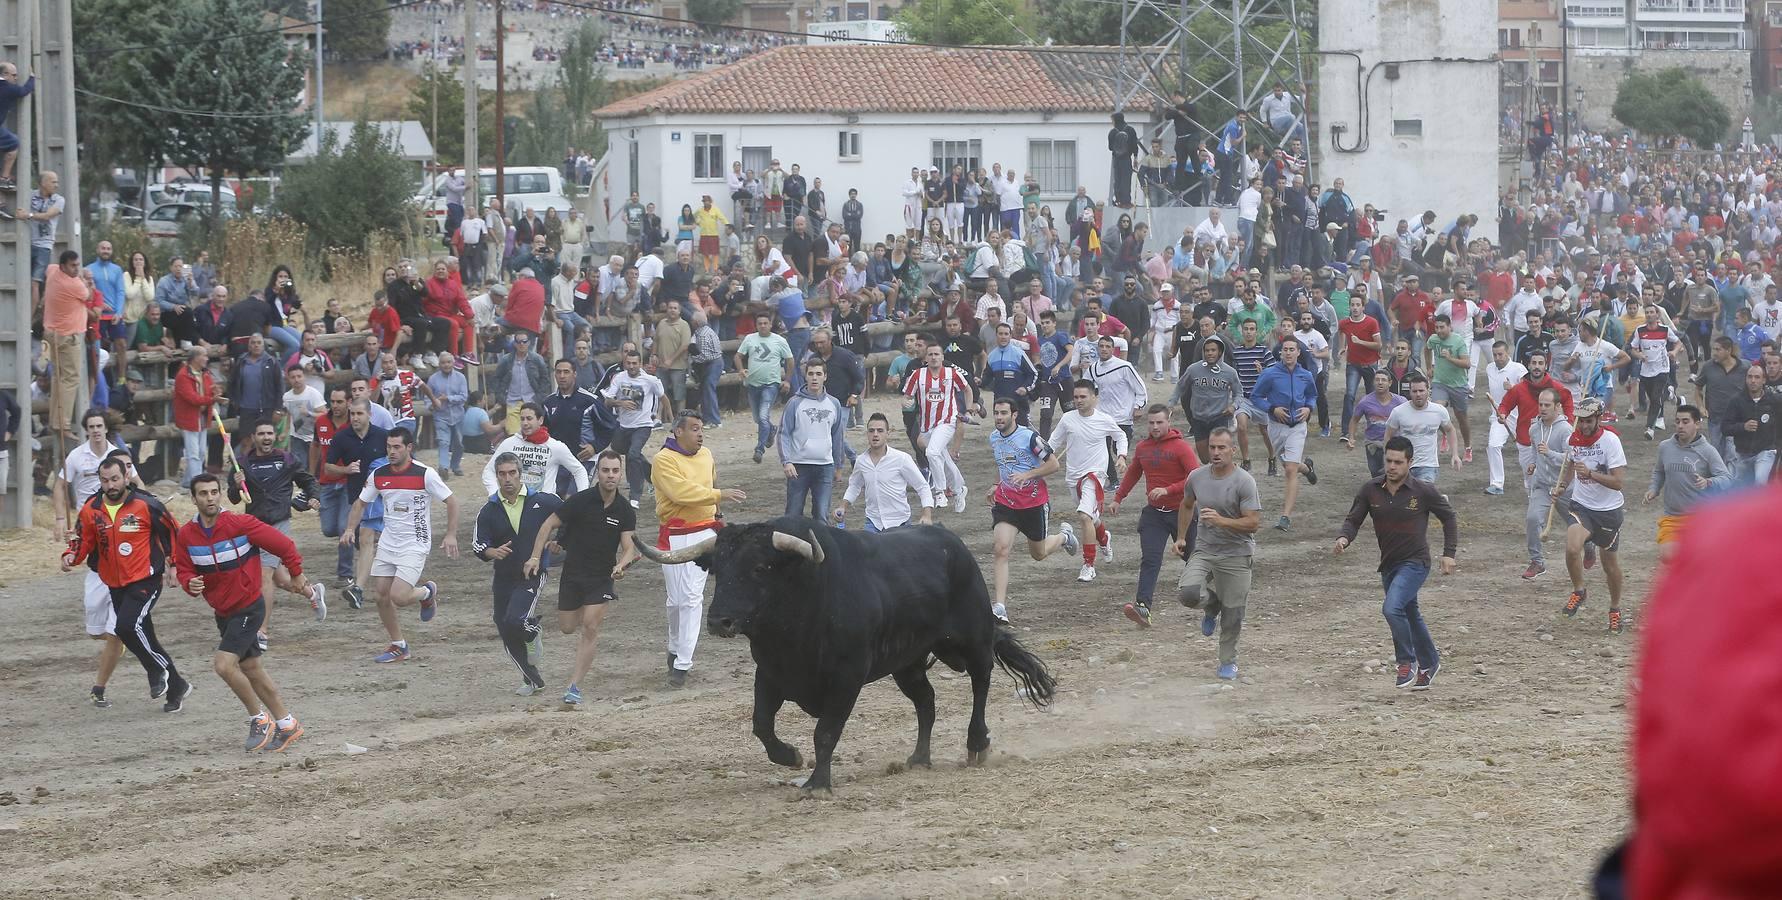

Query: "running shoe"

xmin=1463 ymin=448 xmax=1474 ymax=464
xmin=90 ymin=686 xmax=111 ymax=708
xmin=1522 ymin=561 xmax=1547 ymax=579
xmin=0 ymin=205 xmax=13 ymax=220
xmin=1217 ymin=663 xmax=1238 ymax=680
xmin=256 ymin=631 xmax=270 ymax=652
xmin=1267 ymin=458 xmax=1279 ymax=477
xmin=563 ymin=685 xmax=583 ymax=706
xmin=419 ymin=581 xmax=438 ymax=622
xmin=1412 ymin=661 xmax=1440 ymax=691
xmin=515 ymin=683 xmax=540 ymax=697
xmin=1057 ymin=521 xmax=1080 ymax=556
xmin=752 ymin=447 xmax=764 ymax=464
xmin=1151 ymin=372 xmax=1165 ymax=383
xmin=1395 ymin=663 xmax=1415 ymax=688
xmin=374 ymin=643 xmax=411 ymax=663
xmin=1241 ymin=459 xmax=1252 ymax=471
xmin=163 ymin=676 xmax=192 ymax=713
xmin=1603 ymin=412 xmax=1618 ymax=424
xmin=149 ymin=673 xmax=168 ymax=699
xmin=1273 ymin=515 xmax=1291 ymax=532
xmin=0 ymin=177 xmax=15 ymax=191
xmin=952 ymin=484 xmax=968 ymax=514
xmin=344 ymin=583 xmax=365 ymax=610
xmin=1608 ymin=609 xmax=1624 ymax=634
xmin=1644 ymin=427 xmax=1655 ymax=441
xmin=1201 ymin=610 xmax=1217 ymax=637
xmin=1484 ymin=485 xmax=1504 ymax=496
xmin=1077 ymin=563 xmax=1097 ymax=583
xmin=1100 ymin=537 xmax=1115 ymax=565
xmin=1584 ymin=544 xmax=1597 ymax=570
xmin=667 ymin=668 xmax=688 ymax=688
xmin=1302 ymin=457 xmax=1318 ymax=485
xmin=1655 ymin=416 xmax=1666 ymax=432
xmin=266 ymin=720 xmax=304 ymax=752
xmin=1122 ymin=602 xmax=1151 ymax=628
xmin=1564 ymin=588 xmax=1587 ymax=617
xmin=460 ymin=353 xmax=480 ymax=367
xmin=991 ymin=602 xmax=1011 ymax=626
xmin=245 ymin=715 xmax=272 ymax=752
xmin=1319 ymin=427 xmax=1331 ymax=438
xmin=310 ymin=583 xmax=327 ymax=622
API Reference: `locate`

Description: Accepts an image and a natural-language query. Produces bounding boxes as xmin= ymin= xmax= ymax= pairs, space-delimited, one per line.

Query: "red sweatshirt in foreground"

xmin=173 ymin=511 xmax=303 ymax=615
xmin=1115 ymin=428 xmax=1200 ymax=510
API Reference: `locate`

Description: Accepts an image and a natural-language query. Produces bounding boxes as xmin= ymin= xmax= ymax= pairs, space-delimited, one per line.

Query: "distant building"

xmin=805 ymin=20 xmax=906 ymax=45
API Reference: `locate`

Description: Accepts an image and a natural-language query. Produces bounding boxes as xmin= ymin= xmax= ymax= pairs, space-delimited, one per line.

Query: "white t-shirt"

xmin=1434 ymin=298 xmax=1474 ymax=337
xmin=1385 ymin=401 xmax=1452 ymax=468
xmin=1568 ymin=428 xmax=1627 ymax=511
xmin=459 ymin=216 xmax=486 ymax=246
xmin=1485 ymin=359 xmax=1527 ymax=407
xmin=282 ymin=385 xmax=326 ymax=441
xmin=1292 ymin=328 xmax=1330 ymax=372
xmin=1048 ymin=408 xmax=1129 ymax=484
xmin=359 ymin=461 xmax=453 ymax=556
xmin=1754 ymin=298 xmax=1782 ymax=340
xmin=62 ymin=442 xmax=133 ymax=506
xmin=602 ymin=370 xmax=666 ymax=430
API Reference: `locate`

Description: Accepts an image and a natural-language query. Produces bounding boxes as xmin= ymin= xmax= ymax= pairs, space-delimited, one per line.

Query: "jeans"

xmin=1410 ymin=466 xmax=1437 ymax=483
xmin=1380 ymin=561 xmax=1438 ymax=669
xmin=1237 ymin=219 xmax=1254 ymax=265
xmin=748 ymin=382 xmax=780 ymax=453
xmin=1365 ymin=442 xmax=1385 ymax=478
xmin=1135 ymin=505 xmax=1184 ymax=606
xmin=612 ymin=425 xmax=654 ymax=498
xmin=786 ymin=328 xmax=811 ymax=394
xmin=1733 ymin=447 xmax=1777 ymax=486
xmin=784 ymin=462 xmax=836 ymax=522
xmin=180 ymin=429 xmax=206 ymax=487
xmin=1313 ymin=368 xmax=1330 ymax=431
xmin=267 ymin=325 xmax=302 ymax=358
xmin=318 ymin=482 xmax=354 ymax=580
xmin=554 ymin=309 xmax=590 ymax=358
xmin=1341 ymin=363 xmax=1375 ymax=437
xmin=698 ymin=358 xmax=724 ymax=425
xmin=437 ymin=422 xmax=464 ymax=472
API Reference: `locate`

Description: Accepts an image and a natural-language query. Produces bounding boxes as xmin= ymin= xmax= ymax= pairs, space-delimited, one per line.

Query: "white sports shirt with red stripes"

xmin=903 ymin=364 xmax=973 ymax=432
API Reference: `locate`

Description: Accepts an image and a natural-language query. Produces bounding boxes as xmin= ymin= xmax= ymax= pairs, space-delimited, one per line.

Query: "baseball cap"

xmin=1576 ymin=397 xmax=1605 ymax=418
xmin=1158 ymin=283 xmax=1174 ymax=293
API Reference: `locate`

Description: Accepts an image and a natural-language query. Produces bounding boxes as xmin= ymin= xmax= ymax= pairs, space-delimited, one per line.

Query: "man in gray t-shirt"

xmin=1175 ymin=427 xmax=1263 ymax=680
xmin=1383 ymin=374 xmax=1456 ymax=481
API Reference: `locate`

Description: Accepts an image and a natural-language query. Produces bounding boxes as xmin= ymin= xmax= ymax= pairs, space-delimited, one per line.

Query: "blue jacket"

xmin=1250 ymin=361 xmax=1318 ymax=419
xmin=88 ymin=259 xmax=125 ymax=317
xmin=984 ymin=343 xmax=1038 ymax=399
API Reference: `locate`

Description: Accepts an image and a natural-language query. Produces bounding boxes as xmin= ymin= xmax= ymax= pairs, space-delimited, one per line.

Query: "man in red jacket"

xmin=1110 ymin=404 xmax=1201 ymax=627
xmin=1494 ymin=350 xmax=1573 ymax=496
xmin=424 ymin=258 xmax=479 ymax=364
xmin=173 ymin=346 xmax=220 ymax=488
xmin=172 ymin=474 xmax=310 ymax=753
xmin=1390 ymin=274 xmax=1434 ymax=365
xmin=503 ymin=267 xmax=547 ymax=341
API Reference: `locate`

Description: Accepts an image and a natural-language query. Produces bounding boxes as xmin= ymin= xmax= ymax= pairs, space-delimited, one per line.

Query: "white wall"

xmin=1317 ymin=0 xmax=1499 ymax=229
xmin=598 ymin=112 xmax=1118 ymax=245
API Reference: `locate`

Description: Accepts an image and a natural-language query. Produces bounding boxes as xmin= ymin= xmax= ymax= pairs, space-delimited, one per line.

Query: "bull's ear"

xmin=771 ymin=529 xmax=825 ymax=564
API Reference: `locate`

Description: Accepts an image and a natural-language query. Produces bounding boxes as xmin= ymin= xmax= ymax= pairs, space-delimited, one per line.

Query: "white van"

xmin=416 ymin=166 xmax=575 ymax=235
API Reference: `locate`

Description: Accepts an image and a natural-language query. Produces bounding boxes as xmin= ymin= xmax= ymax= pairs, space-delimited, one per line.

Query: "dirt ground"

xmin=0 ymin=376 xmax=1647 ymax=899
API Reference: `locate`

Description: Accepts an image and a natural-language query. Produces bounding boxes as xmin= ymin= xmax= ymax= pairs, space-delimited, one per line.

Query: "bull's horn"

xmin=633 ymin=533 xmax=716 ymax=565
xmin=772 ymin=529 xmax=825 ymax=564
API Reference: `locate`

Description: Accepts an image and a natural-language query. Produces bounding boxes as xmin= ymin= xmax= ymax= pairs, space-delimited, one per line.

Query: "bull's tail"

xmin=993 ymin=630 xmax=1056 ymax=708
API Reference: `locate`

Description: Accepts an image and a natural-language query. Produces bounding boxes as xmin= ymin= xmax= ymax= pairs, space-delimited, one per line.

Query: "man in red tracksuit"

xmin=1109 ymin=403 xmax=1201 ymax=627
xmin=172 ymin=473 xmax=311 ymax=753
xmin=1493 ymin=350 xmax=1573 ymax=496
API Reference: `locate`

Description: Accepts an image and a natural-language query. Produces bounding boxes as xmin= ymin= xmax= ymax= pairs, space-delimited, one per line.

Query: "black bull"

xmin=634 ymin=516 xmax=1057 ymax=795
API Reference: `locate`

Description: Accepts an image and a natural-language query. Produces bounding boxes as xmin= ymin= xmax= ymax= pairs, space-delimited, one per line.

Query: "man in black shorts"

xmin=472 ymin=452 xmax=562 ymax=696
xmin=172 ymin=475 xmax=310 ymax=752
xmin=525 ymin=450 xmax=637 ymax=707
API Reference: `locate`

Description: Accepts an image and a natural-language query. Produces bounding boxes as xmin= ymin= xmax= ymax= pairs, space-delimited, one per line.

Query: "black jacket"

xmin=230 ymin=448 xmax=318 ymax=524
xmin=227 ymin=352 xmax=283 ymax=416
xmin=472 ymin=491 xmax=563 ymax=583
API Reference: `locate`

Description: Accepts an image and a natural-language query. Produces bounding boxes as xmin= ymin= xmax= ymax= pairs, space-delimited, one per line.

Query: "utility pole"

xmin=431 ymin=13 xmax=439 ymax=148
xmin=463 ymin=0 xmax=478 ymax=215
xmin=314 ymin=0 xmax=325 ymax=137
xmin=495 ymin=0 xmax=506 ymax=214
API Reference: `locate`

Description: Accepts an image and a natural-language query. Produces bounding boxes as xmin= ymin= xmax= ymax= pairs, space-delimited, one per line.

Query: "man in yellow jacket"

xmin=651 ymin=410 xmax=747 ymax=686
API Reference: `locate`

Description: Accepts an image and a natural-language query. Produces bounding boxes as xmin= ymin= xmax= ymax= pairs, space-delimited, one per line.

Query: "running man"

xmin=473 ymin=452 xmax=562 ymax=695
xmin=1383 ymin=373 xmax=1462 ymax=483
xmin=987 ymin=396 xmax=1080 ymax=624
xmin=482 ymin=401 xmax=588 ymax=499
xmin=1481 ymin=341 xmax=1526 ymax=495
xmin=1521 ymin=388 xmax=1574 ymax=580
xmin=1112 ymin=404 xmax=1200 ymax=628
xmin=52 ymin=410 xmax=146 ymax=707
xmin=1250 ymin=338 xmax=1319 ymax=531
xmin=231 ymin=419 xmax=328 ymax=634
xmin=837 ymin=412 xmax=934 ymax=532
xmin=525 ymin=450 xmax=638 ymax=706
xmin=1335 ymin=435 xmax=1459 ymax=691
xmin=1174 ymin=427 xmax=1262 ymax=680
xmin=1645 ymin=404 xmax=1730 ymax=559
xmin=1175 ymin=334 xmax=1239 ymax=462
xmin=172 ymin=474 xmax=310 ymax=751
xmin=1426 ymin=313 xmax=1474 ymax=460
xmin=903 ymin=344 xmax=973 ymax=513
xmin=341 ymin=427 xmax=460 ymax=662
xmin=1227 ymin=318 xmax=1277 ymax=473
xmin=62 ymin=456 xmax=190 ymax=711
xmin=1048 ymin=378 xmax=1129 ymax=582
xmin=651 ymin=411 xmax=746 ymax=687
xmin=1553 ymin=398 xmax=1630 ymax=633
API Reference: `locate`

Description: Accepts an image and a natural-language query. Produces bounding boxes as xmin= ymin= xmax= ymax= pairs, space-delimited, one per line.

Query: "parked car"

xmin=147 ymin=180 xmax=238 ymax=211
xmin=143 ymin=202 xmax=236 ymax=241
xmin=415 ymin=166 xmax=574 ymax=235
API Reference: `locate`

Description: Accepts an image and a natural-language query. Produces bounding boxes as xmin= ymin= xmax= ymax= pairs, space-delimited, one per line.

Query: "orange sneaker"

xmin=267 ymin=720 xmax=303 ymax=752
xmin=1564 ymin=588 xmax=1587 ymax=617
xmin=1608 ymin=609 xmax=1623 ymax=634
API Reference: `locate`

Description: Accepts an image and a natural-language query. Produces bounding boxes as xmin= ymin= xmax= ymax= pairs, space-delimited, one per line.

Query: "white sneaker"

xmin=1100 ymin=538 xmax=1115 ymax=565
xmin=515 ymin=683 xmax=539 ymax=697
xmin=1057 ymin=521 xmax=1080 ymax=555
xmin=1655 ymin=416 xmax=1665 ymax=431
xmin=1077 ymin=563 xmax=1097 ymax=583
xmin=423 ymin=352 xmax=440 ymax=368
xmin=952 ymin=484 xmax=969 ymax=513
xmin=309 ymin=583 xmax=327 ymax=622
xmin=934 ymin=489 xmax=946 ymax=508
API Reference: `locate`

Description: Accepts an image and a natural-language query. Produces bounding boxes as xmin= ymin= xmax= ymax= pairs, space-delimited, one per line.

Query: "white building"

xmin=1565 ymin=0 xmax=1749 ymax=51
xmin=592 ymin=44 xmax=1142 ymax=243
xmin=1317 ymin=0 xmax=1499 ymax=229
xmin=805 ymin=20 xmax=907 ymax=45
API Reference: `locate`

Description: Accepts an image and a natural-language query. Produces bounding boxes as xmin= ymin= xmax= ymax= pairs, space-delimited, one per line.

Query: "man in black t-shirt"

xmin=524 ymin=451 xmax=637 ymax=707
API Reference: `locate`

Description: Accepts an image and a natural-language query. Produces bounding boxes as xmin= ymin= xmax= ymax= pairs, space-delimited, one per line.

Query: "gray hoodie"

xmin=1649 ymin=432 xmax=1731 ymax=516
xmin=1526 ymin=414 xmax=1573 ymax=491
xmin=1174 ymin=336 xmax=1241 ymax=423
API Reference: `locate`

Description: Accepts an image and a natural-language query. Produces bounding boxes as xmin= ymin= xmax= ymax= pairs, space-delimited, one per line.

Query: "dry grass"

xmin=211 ymin=219 xmax=408 ymax=320
xmin=322 ymin=62 xmax=421 ymax=121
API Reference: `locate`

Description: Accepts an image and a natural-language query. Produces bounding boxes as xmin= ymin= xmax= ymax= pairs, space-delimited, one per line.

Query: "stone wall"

xmin=1571 ymin=49 xmax=1752 ymax=138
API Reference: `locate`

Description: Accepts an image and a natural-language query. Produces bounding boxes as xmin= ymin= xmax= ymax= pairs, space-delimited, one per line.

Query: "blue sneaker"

xmin=1484 ymin=485 xmax=1504 ymax=496
xmin=1217 ymin=664 xmax=1238 ymax=680
xmin=1201 ymin=610 xmax=1217 ymax=637
xmin=563 ymin=685 xmax=583 ymax=706
xmin=419 ymin=581 xmax=438 ymax=622
xmin=374 ymin=642 xmax=411 ymax=663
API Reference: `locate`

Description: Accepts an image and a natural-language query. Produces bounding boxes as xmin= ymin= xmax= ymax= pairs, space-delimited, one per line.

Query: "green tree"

xmin=686 ymin=0 xmax=744 ymax=29
xmin=559 ymin=20 xmax=610 ymax=158
xmin=1612 ymin=68 xmax=1733 ymax=147
xmin=407 ymin=64 xmax=498 ymax=166
xmin=325 ymin=0 xmax=393 ymax=62
xmin=895 ymin=0 xmax=1029 ymax=45
xmin=72 ymin=0 xmax=184 ymax=214
xmin=275 ymin=117 xmax=418 ymax=251
xmin=146 ymin=0 xmax=308 ymax=220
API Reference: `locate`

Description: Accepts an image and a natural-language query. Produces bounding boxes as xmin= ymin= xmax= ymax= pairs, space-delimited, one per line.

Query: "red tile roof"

xmin=595 ymin=44 xmax=1146 ymax=118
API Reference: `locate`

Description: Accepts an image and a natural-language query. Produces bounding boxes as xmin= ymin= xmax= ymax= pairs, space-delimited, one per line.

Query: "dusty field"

xmin=0 ymin=376 xmax=1645 ymax=899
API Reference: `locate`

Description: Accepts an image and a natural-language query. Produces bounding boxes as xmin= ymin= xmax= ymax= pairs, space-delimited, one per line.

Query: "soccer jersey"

xmin=358 ymin=461 xmax=452 ymax=555
xmin=1631 ymin=324 xmax=1678 ymax=378
xmin=1568 ymin=427 xmax=1627 ymax=511
xmin=903 ymin=365 xmax=971 ymax=432
xmin=1048 ymin=408 xmax=1128 ymax=484
xmin=989 ymin=425 xmax=1052 ymax=509
xmin=382 ymin=369 xmax=421 ymax=420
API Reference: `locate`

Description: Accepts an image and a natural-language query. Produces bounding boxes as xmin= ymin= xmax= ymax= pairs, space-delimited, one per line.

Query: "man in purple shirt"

xmin=1343 ymin=368 xmax=1406 ymax=478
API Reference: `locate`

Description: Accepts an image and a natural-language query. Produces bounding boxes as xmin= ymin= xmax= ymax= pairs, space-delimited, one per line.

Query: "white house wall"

xmin=597 ymin=113 xmax=1124 ymax=247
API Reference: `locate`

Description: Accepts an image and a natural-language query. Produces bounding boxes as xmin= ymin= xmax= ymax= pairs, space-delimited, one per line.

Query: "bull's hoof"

xmin=906 ymin=752 xmax=932 ymax=769
xmin=798 ymin=786 xmax=835 ymax=801
xmin=967 ymin=749 xmax=988 ymax=767
xmin=768 ymin=747 xmax=804 ymax=769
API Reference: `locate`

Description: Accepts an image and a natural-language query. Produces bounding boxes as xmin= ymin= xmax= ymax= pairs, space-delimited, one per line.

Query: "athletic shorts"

xmin=1188 ymin=415 xmax=1235 ymax=441
xmin=1656 ymin=513 xmax=1687 ymax=546
xmin=991 ymin=501 xmax=1049 ymax=544
xmin=370 ymin=546 xmax=427 ymax=585
xmin=102 ymin=320 xmax=130 ymax=343
xmin=260 ymin=519 xmax=292 ymax=568
xmin=1567 ymin=505 xmax=1624 ymax=553
xmin=83 ymin=569 xmax=115 ymax=636
xmin=1071 ymin=472 xmax=1105 ymax=521
xmin=1267 ymin=421 xmax=1308 ymax=464
xmin=1237 ymin=398 xmax=1268 ymax=423
xmin=1432 ymin=383 xmax=1471 ymax=414
xmin=558 ymin=575 xmax=617 ymax=611
xmin=215 ymin=597 xmax=268 ymax=660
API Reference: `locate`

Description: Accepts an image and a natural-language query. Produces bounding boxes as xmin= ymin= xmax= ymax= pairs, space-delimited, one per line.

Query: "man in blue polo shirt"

xmin=323 ymin=399 xmax=388 ymax=609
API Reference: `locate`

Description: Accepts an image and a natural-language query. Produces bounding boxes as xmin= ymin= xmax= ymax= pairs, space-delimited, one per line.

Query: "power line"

xmin=81 ymin=0 xmax=434 ymax=58
xmin=74 ymin=86 xmax=306 ymax=120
